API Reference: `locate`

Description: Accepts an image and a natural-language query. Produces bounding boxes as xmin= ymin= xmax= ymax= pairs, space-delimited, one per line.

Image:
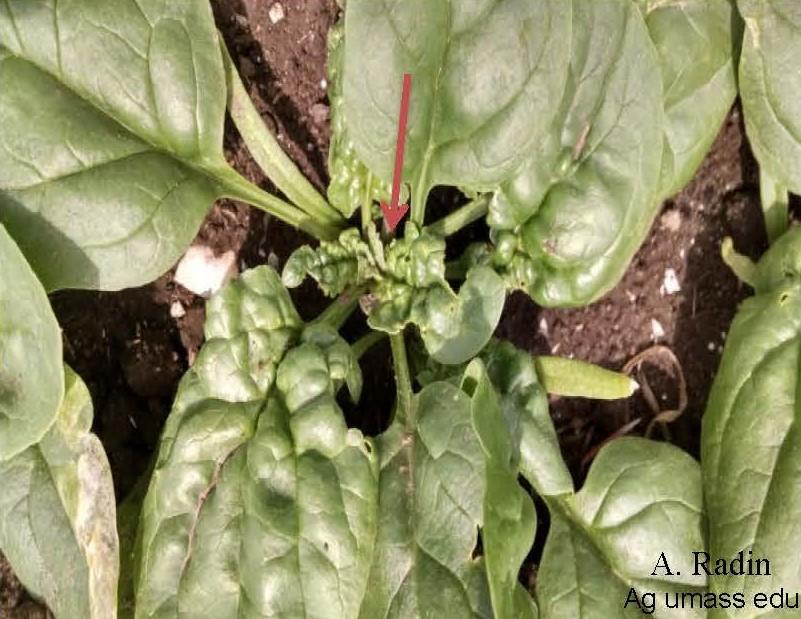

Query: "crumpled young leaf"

xmin=639 ymin=0 xmax=739 ymax=199
xmin=135 ymin=267 xmax=379 ymax=619
xmin=284 ymin=225 xmax=504 ymax=365
xmin=489 ymin=0 xmax=664 ymax=307
xmin=0 ymin=0 xmax=245 ymax=290
xmin=702 ymin=226 xmax=801 ymax=615
xmin=0 ymin=367 xmax=119 ymax=619
xmin=0 ymin=223 xmax=63 ymax=459
xmin=283 ymin=228 xmax=380 ymax=296
xmin=738 ymin=0 xmax=801 ymax=196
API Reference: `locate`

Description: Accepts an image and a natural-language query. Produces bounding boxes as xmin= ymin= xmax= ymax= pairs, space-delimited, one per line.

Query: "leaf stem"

xmin=313 ymin=285 xmax=368 ymax=330
xmin=390 ymin=331 xmax=414 ymax=426
xmin=352 ymin=331 xmax=386 ymax=360
xmin=427 ymin=195 xmax=490 ymax=237
xmin=411 ymin=177 xmax=428 ymax=226
xmin=760 ymin=169 xmax=789 ymax=244
xmin=215 ymin=165 xmax=340 ymax=240
xmin=721 ymin=237 xmax=757 ymax=287
xmin=221 ymin=40 xmax=344 ymax=228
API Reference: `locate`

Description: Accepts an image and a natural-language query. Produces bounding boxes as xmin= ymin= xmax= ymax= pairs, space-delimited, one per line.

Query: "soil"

xmin=0 ymin=0 xmax=775 ymax=615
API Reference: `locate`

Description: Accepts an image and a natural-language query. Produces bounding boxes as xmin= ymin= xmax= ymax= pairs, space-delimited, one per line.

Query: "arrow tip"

xmin=380 ymin=202 xmax=409 ymax=232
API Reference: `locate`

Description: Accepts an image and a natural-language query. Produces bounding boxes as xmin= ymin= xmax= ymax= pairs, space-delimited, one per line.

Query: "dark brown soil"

xmin=0 ymin=1 xmax=771 ymax=615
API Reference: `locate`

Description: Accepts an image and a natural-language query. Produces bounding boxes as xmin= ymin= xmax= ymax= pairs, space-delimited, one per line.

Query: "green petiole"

xmin=221 ymin=40 xmax=345 ymax=230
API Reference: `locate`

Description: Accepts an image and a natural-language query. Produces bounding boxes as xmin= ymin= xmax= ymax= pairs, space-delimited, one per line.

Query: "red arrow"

xmin=381 ymin=73 xmax=412 ymax=232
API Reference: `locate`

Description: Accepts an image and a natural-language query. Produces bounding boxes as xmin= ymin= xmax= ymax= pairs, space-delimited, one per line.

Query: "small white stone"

xmin=170 ymin=301 xmax=186 ymax=319
xmin=661 ymin=268 xmax=681 ymax=295
xmin=268 ymin=2 xmax=285 ymax=24
xmin=320 ymin=78 xmax=328 ymax=90
xmin=539 ymin=317 xmax=549 ymax=336
xmin=661 ymin=209 xmax=681 ymax=232
xmin=651 ymin=318 xmax=665 ymax=340
xmin=707 ymin=342 xmax=716 ymax=351
xmin=174 ymin=246 xmax=238 ymax=297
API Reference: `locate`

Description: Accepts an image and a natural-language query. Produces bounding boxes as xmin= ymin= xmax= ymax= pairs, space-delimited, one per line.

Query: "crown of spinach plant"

xmin=2 ymin=0 xmax=801 ymax=617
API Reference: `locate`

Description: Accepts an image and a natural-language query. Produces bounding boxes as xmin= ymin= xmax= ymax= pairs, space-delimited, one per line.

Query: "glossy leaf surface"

xmin=490 ymin=0 xmax=664 ymax=306
xmin=135 ymin=268 xmax=379 ymax=618
xmin=0 ymin=0 xmax=227 ymax=290
xmin=640 ymin=0 xmax=738 ymax=198
xmin=342 ymin=0 xmax=571 ymax=216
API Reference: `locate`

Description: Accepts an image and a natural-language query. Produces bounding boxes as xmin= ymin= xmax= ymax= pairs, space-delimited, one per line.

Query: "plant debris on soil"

xmin=0 ymin=1 xmax=773 ymax=615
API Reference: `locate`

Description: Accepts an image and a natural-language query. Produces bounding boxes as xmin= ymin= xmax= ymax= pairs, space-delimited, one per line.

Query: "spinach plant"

xmin=0 ymin=0 xmax=782 ymax=617
xmin=130 ymin=266 xmax=706 ymax=619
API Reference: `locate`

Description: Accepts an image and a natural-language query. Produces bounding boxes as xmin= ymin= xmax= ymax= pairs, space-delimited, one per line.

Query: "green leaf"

xmin=342 ymin=0 xmax=572 ymax=221
xmin=0 ymin=223 xmax=63 ymax=459
xmin=462 ymin=360 xmax=537 ymax=619
xmin=490 ymin=0 xmax=664 ymax=307
xmin=481 ymin=340 xmax=573 ymax=498
xmin=0 ymin=1 xmax=323 ymax=290
xmin=360 ymin=381 xmax=492 ymax=618
xmin=424 ymin=267 xmax=505 ymax=366
xmin=0 ymin=367 xmax=118 ymax=619
xmin=135 ymin=267 xmax=379 ymax=619
xmin=640 ymin=0 xmax=739 ymax=198
xmin=535 ymin=438 xmax=706 ymax=619
xmin=738 ymin=0 xmax=801 ymax=195
xmin=702 ymin=226 xmax=801 ymax=611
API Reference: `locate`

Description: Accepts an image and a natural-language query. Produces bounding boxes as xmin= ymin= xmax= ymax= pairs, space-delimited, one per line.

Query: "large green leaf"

xmin=0 ymin=223 xmax=63 ymax=459
xmin=640 ymin=0 xmax=739 ymax=198
xmin=702 ymin=227 xmax=801 ymax=616
xmin=490 ymin=0 xmax=664 ymax=307
xmin=0 ymin=0 xmax=304 ymax=290
xmin=135 ymin=267 xmax=379 ymax=618
xmin=0 ymin=367 xmax=118 ymax=619
xmin=535 ymin=439 xmax=706 ymax=619
xmin=342 ymin=0 xmax=571 ymax=217
xmin=738 ymin=0 xmax=801 ymax=195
